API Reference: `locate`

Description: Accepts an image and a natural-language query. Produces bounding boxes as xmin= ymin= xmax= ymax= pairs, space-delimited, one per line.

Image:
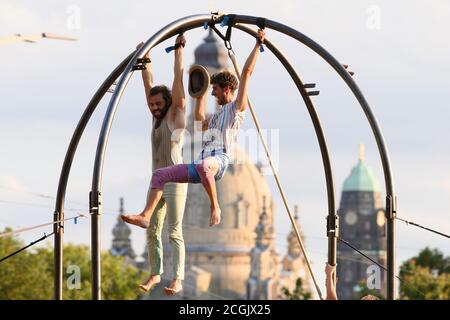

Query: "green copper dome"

xmin=342 ymin=145 xmax=381 ymax=192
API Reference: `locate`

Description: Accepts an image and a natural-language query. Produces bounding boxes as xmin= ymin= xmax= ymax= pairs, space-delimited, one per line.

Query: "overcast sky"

xmin=1 ymin=0 xmax=449 ymax=299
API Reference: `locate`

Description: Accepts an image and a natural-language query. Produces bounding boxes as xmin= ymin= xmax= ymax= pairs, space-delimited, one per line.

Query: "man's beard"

xmin=216 ymin=97 xmax=224 ymax=105
xmin=153 ymin=106 xmax=169 ymax=119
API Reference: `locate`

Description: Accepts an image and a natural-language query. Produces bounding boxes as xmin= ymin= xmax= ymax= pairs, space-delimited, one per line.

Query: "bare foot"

xmin=164 ymin=279 xmax=183 ymax=296
xmin=139 ymin=274 xmax=161 ymax=292
xmin=209 ymin=207 xmax=221 ymax=227
xmin=121 ymin=213 xmax=149 ymax=229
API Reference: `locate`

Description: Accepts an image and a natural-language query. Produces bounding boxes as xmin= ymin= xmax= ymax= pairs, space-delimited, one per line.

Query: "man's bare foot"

xmin=139 ymin=274 xmax=161 ymax=292
xmin=209 ymin=207 xmax=221 ymax=226
xmin=164 ymin=279 xmax=183 ymax=296
xmin=121 ymin=213 xmax=149 ymax=229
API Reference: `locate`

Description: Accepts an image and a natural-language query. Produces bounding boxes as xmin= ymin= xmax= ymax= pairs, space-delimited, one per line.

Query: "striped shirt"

xmin=201 ymin=100 xmax=245 ymax=159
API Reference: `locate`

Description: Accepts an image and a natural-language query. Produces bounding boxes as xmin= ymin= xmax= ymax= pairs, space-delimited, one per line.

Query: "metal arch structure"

xmin=54 ymin=13 xmax=396 ymax=300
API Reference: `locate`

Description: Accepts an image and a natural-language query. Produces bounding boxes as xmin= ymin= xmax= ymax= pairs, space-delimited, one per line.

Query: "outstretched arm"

xmin=235 ymin=29 xmax=265 ymax=112
xmin=168 ymin=34 xmax=186 ymax=130
xmin=136 ymin=42 xmax=154 ymax=109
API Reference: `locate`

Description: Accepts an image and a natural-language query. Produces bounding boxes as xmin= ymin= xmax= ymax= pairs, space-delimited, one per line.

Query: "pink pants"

xmin=150 ymin=162 xmax=215 ymax=190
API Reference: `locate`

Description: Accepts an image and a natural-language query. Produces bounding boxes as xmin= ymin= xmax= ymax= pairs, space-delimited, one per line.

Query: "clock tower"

xmin=337 ymin=144 xmax=387 ymax=299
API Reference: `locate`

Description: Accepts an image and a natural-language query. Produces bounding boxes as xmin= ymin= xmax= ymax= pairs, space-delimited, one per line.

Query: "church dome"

xmin=342 ymin=145 xmax=381 ymax=192
xmin=194 ymin=29 xmax=228 ymax=71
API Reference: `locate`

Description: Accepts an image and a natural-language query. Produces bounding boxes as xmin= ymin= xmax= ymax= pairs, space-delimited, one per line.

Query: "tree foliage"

xmin=280 ymin=278 xmax=312 ymax=300
xmin=0 ymin=232 xmax=144 ymax=300
xmin=399 ymin=247 xmax=449 ymax=300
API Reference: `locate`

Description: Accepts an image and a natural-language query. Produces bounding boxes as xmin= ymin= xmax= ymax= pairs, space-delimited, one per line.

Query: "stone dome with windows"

xmin=194 ymin=29 xmax=229 ymax=72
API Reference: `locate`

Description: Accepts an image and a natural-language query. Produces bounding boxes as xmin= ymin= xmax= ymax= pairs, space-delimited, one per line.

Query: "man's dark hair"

xmin=210 ymin=71 xmax=238 ymax=92
xmin=149 ymin=85 xmax=172 ymax=108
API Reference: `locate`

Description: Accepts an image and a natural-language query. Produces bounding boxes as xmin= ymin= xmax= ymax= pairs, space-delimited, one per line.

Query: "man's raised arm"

xmin=168 ymin=35 xmax=187 ymax=130
xmin=235 ymin=29 xmax=265 ymax=112
xmin=171 ymin=35 xmax=186 ymax=113
xmin=136 ymin=42 xmax=153 ymax=108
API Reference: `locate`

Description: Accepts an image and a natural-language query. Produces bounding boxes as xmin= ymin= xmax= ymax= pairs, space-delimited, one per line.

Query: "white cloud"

xmin=434 ymin=179 xmax=450 ymax=194
xmin=0 ymin=2 xmax=38 ymax=32
xmin=0 ymin=175 xmax=26 ymax=192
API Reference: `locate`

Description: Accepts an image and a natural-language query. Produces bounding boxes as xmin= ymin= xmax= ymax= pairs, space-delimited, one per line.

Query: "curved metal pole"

xmin=235 ymin=23 xmax=337 ymax=292
xmin=53 ymin=51 xmax=135 ymax=299
xmin=93 ymin=13 xmax=396 ymax=299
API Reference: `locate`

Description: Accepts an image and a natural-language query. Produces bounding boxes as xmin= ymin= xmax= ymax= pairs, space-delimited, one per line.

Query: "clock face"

xmin=376 ymin=210 xmax=386 ymax=227
xmin=345 ymin=210 xmax=358 ymax=225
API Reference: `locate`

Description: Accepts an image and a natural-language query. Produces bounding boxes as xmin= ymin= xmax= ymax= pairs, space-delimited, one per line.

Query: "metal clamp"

xmin=304 ymin=83 xmax=320 ymax=96
xmin=89 ymin=191 xmax=102 ymax=215
xmin=386 ymin=195 xmax=397 ymax=219
xmin=132 ymin=57 xmax=151 ymax=71
xmin=132 ymin=64 xmax=146 ymax=71
xmin=327 ymin=211 xmax=339 ymax=238
xmin=343 ymin=64 xmax=355 ymax=76
xmin=53 ymin=210 xmax=64 ymax=233
xmin=136 ymin=57 xmax=151 ymax=64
